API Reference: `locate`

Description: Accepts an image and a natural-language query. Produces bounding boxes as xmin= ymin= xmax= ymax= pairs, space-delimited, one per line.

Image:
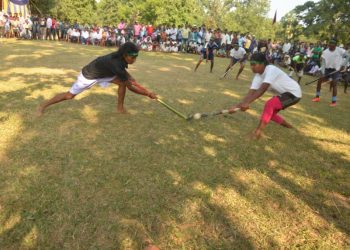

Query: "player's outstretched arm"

xmin=241 ymin=83 xmax=269 ymax=106
xmin=126 ymin=81 xmax=157 ymax=99
xmin=229 ymin=84 xmax=269 ymax=112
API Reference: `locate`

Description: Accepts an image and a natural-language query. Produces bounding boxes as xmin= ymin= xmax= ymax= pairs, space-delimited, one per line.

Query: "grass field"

xmin=0 ymin=39 xmax=349 ymax=249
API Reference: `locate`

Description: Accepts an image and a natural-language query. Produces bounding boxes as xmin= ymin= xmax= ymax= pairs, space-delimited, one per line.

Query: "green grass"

xmin=0 ymin=39 xmax=349 ymax=249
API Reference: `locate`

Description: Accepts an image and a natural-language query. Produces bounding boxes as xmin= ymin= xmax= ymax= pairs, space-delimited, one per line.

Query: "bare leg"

xmin=236 ymin=64 xmax=245 ymax=80
xmin=280 ymin=120 xmax=293 ymax=128
xmin=331 ymin=80 xmax=337 ymax=98
xmin=220 ymin=62 xmax=234 ymax=79
xmin=210 ymin=60 xmax=214 ymax=73
xmin=250 ymin=119 xmax=292 ymax=139
xmin=36 ymin=92 xmax=75 ymax=116
xmin=316 ymin=77 xmax=326 ymax=95
xmin=224 ymin=62 xmax=233 ymax=74
xmin=116 ymin=83 xmax=128 ymax=114
xmin=251 ymin=120 xmax=267 ymax=140
xmin=194 ymin=59 xmax=203 ymax=72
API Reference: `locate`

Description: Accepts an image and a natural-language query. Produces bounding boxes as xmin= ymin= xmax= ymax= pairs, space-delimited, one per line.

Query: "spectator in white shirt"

xmin=81 ymin=29 xmax=90 ymax=45
xmin=46 ymin=16 xmax=52 ymax=40
xmin=71 ymin=29 xmax=80 ymax=43
xmin=170 ymin=25 xmax=177 ymax=41
xmin=90 ymin=29 xmax=98 ymax=45
xmin=205 ymin=29 xmax=212 ymax=43
xmin=225 ymin=31 xmax=232 ymax=57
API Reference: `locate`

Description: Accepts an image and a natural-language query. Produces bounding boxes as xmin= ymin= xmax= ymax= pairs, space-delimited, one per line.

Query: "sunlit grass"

xmin=0 ymin=39 xmax=349 ymax=249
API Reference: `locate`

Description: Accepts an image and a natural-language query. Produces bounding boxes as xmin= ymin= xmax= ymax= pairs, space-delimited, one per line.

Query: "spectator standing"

xmin=282 ymin=40 xmax=291 ymax=55
xmin=180 ymin=24 xmax=190 ymax=52
xmin=46 ymin=16 xmax=52 ymax=40
xmin=205 ymin=28 xmax=212 ymax=43
xmin=51 ymin=17 xmax=56 ymax=40
xmin=133 ymin=21 xmax=141 ymax=40
xmin=55 ymin=18 xmax=61 ymax=40
xmin=31 ymin=14 xmax=40 ymax=40
xmin=118 ymin=19 xmax=126 ymax=34
xmin=0 ymin=12 xmax=4 ymax=38
xmin=146 ymin=24 xmax=153 ymax=37
xmin=170 ymin=25 xmax=177 ymax=41
xmin=225 ymin=31 xmax=232 ymax=57
xmin=39 ymin=16 xmax=46 ymax=40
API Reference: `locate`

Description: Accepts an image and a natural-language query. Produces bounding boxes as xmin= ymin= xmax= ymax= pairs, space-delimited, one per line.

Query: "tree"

xmin=222 ymin=0 xmax=277 ymax=39
xmin=30 ymin=0 xmax=280 ymax=40
xmin=53 ymin=0 xmax=97 ymax=24
xmin=29 ymin=0 xmax=56 ymax=15
xmin=290 ymin=0 xmax=350 ymax=43
xmin=278 ymin=11 xmax=304 ymax=41
xmin=29 ymin=0 xmax=97 ymax=24
xmin=97 ymin=0 xmax=204 ymax=26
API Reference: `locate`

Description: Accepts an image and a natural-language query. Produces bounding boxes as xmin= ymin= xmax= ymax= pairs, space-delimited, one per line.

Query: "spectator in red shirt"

xmin=51 ymin=17 xmax=56 ymax=40
xmin=146 ymin=24 xmax=153 ymax=37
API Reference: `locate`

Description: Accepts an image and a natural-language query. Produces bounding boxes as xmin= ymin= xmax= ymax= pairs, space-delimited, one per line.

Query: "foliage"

xmin=29 ymin=0 xmax=278 ymax=39
xmin=30 ymin=0 xmax=98 ymax=24
xmin=278 ymin=11 xmax=304 ymax=42
xmin=97 ymin=0 xmax=205 ymax=26
xmin=29 ymin=0 xmax=56 ymax=15
xmin=29 ymin=0 xmax=350 ymax=42
xmin=223 ymin=0 xmax=275 ymax=38
xmin=285 ymin=0 xmax=350 ymax=43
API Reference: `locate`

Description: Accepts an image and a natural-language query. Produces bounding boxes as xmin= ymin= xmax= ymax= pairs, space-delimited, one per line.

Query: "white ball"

xmin=193 ymin=113 xmax=201 ymax=120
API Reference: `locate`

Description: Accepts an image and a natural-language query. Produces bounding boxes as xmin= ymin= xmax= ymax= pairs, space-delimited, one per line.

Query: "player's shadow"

xmin=0 ymin=88 xmax=257 ymax=248
xmin=1 ymin=41 xmax=349 ymax=248
xmin=1 ymin=86 xmax=349 ymax=248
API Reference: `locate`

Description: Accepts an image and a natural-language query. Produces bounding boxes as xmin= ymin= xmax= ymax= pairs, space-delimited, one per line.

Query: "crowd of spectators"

xmin=1 ymin=11 xmax=349 ymax=79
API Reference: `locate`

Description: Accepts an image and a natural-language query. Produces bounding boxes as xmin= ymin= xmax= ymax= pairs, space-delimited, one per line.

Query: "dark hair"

xmin=329 ymin=39 xmax=337 ymax=45
xmin=113 ymin=42 xmax=139 ymax=58
xmin=250 ymin=52 xmax=269 ymax=65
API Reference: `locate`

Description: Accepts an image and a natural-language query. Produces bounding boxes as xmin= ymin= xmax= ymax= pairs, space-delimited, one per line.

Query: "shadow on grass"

xmin=0 ymin=40 xmax=349 ymax=248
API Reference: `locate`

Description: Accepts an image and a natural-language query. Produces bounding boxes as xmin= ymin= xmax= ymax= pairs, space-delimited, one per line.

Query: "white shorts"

xmin=69 ymin=72 xmax=116 ymax=95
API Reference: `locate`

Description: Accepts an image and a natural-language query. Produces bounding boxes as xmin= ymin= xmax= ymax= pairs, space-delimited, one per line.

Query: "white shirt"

xmin=205 ymin=32 xmax=212 ymax=42
xmin=198 ymin=30 xmax=204 ymax=43
xmin=230 ymin=47 xmax=246 ymax=59
xmin=82 ymin=30 xmax=89 ymax=39
xmin=97 ymin=30 xmax=102 ymax=39
xmin=282 ymin=43 xmax=291 ymax=53
xmin=322 ymin=47 xmax=346 ymax=70
xmin=72 ymin=30 xmax=80 ymax=37
xmin=225 ymin=34 xmax=232 ymax=45
xmin=251 ymin=65 xmax=302 ymax=98
xmin=67 ymin=28 xmax=73 ymax=36
xmin=46 ymin=18 xmax=52 ymax=28
xmin=170 ymin=28 xmax=177 ymax=40
xmin=343 ymin=50 xmax=350 ymax=67
xmin=19 ymin=16 xmax=25 ymax=26
xmin=92 ymin=31 xmax=98 ymax=39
